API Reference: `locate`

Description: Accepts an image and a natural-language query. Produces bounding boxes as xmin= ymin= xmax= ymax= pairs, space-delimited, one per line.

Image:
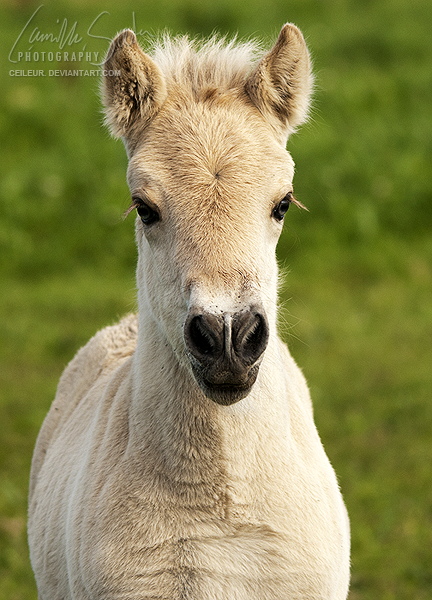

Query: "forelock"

xmin=148 ymin=33 xmax=262 ymax=94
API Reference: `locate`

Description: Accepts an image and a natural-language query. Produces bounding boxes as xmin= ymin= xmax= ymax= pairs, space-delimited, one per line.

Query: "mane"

xmin=149 ymin=33 xmax=263 ymax=93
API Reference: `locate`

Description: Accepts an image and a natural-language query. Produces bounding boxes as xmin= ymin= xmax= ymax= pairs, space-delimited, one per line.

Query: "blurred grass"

xmin=1 ymin=0 xmax=431 ymax=598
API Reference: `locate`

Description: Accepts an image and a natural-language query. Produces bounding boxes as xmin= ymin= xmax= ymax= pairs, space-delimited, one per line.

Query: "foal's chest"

xmin=85 ymin=522 xmax=334 ymax=600
xmin=79 ymin=477 xmax=341 ymax=600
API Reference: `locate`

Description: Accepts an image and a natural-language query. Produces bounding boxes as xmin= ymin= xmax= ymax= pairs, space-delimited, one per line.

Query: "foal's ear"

xmin=102 ymin=30 xmax=167 ymax=139
xmin=245 ymin=24 xmax=313 ymax=142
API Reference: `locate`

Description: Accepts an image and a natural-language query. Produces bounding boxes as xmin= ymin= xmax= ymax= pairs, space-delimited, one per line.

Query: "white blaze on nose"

xmin=223 ymin=313 xmax=233 ymax=357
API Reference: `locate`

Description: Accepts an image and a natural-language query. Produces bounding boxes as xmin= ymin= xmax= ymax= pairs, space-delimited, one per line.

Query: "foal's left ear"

xmin=102 ymin=29 xmax=167 ymax=140
xmin=245 ymin=24 xmax=313 ymax=143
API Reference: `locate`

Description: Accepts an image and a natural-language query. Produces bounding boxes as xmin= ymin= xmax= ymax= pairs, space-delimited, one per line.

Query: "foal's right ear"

xmin=102 ymin=30 xmax=167 ymax=139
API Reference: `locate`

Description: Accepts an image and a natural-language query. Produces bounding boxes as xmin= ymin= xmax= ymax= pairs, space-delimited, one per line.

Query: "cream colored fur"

xmin=28 ymin=25 xmax=350 ymax=599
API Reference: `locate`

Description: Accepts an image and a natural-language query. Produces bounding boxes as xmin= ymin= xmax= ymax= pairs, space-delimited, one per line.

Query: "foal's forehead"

xmin=128 ymin=148 xmax=294 ymax=195
xmin=127 ymin=96 xmax=295 ymax=199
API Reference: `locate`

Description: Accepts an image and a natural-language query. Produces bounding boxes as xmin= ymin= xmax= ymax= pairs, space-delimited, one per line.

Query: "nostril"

xmin=189 ymin=316 xmax=216 ymax=355
xmin=185 ymin=314 xmax=223 ymax=361
xmin=233 ymin=311 xmax=269 ymax=364
xmin=244 ymin=315 xmax=265 ymax=353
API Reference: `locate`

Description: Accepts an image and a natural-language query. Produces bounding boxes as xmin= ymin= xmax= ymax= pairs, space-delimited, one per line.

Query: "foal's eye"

xmin=135 ymin=200 xmax=159 ymax=225
xmin=272 ymin=193 xmax=293 ymax=221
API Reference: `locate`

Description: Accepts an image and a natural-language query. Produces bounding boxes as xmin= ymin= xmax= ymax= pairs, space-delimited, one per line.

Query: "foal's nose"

xmin=184 ymin=306 xmax=269 ymax=404
xmin=185 ymin=309 xmax=269 ymax=367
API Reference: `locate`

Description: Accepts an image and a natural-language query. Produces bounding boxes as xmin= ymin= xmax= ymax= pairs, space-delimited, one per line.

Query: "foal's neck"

xmin=128 ymin=311 xmax=289 ymax=489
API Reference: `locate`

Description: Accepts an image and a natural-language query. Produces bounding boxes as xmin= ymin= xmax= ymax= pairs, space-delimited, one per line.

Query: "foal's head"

xmin=102 ymin=25 xmax=312 ymax=405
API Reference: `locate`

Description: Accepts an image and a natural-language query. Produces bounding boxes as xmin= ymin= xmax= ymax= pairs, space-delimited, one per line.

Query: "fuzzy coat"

xmin=28 ymin=24 xmax=350 ymax=599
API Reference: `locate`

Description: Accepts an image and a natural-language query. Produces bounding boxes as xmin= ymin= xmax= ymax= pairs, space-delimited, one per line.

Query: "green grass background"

xmin=1 ymin=0 xmax=431 ymax=598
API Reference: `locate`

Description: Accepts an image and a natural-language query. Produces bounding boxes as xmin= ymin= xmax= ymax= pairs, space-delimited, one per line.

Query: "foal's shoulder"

xmin=277 ymin=336 xmax=314 ymax=415
xmin=47 ymin=314 xmax=138 ymax=440
xmin=29 ymin=315 xmax=138 ymax=498
xmin=61 ymin=313 xmax=138 ymax=394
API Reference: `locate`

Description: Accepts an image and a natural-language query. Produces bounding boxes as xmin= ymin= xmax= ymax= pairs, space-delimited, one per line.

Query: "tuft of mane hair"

xmin=149 ymin=33 xmax=263 ymax=94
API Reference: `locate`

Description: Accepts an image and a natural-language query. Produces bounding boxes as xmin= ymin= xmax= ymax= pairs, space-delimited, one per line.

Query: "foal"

xmin=28 ymin=24 xmax=350 ymax=599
